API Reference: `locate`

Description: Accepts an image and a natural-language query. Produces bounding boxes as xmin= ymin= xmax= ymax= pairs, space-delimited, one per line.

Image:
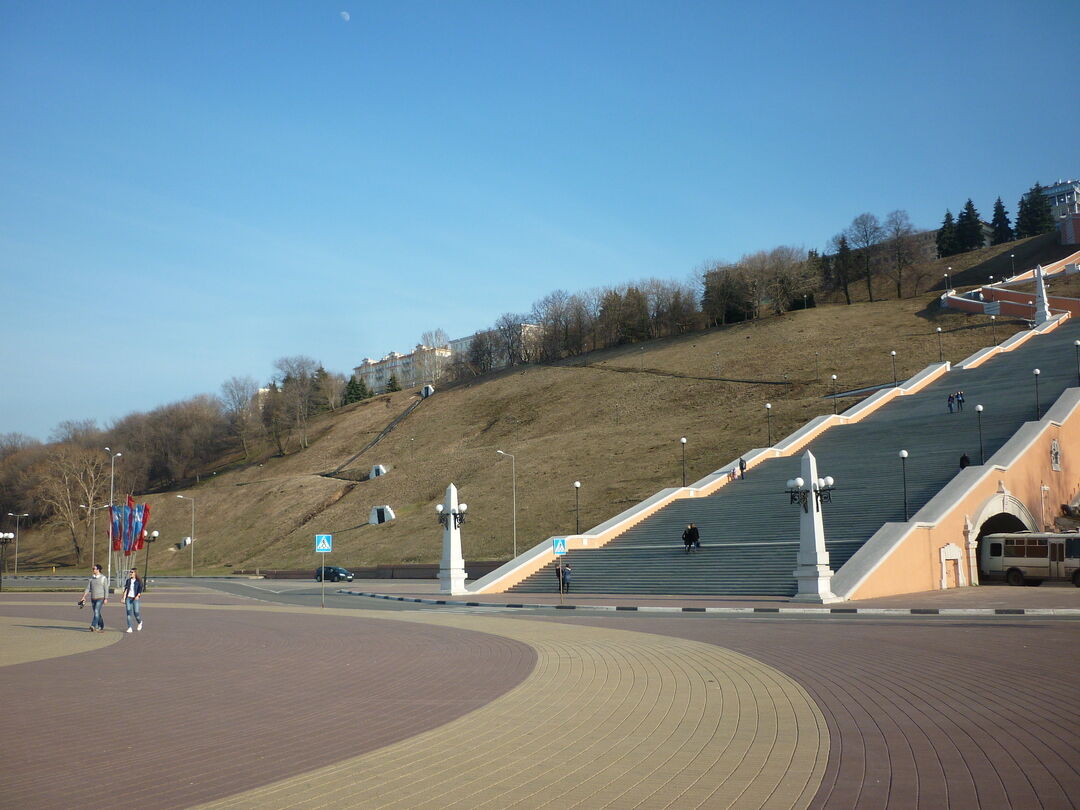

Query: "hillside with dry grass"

xmin=23 ymin=287 xmax=1032 ymax=575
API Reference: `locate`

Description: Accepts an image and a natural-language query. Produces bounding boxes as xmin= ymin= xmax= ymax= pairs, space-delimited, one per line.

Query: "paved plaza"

xmin=1 ymin=580 xmax=1078 ymax=809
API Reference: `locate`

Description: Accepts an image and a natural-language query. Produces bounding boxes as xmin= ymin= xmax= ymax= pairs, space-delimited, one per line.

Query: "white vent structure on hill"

xmin=370 ymin=505 xmax=396 ymax=524
xmin=370 ymin=464 xmax=387 ymax=478
xmin=421 ymin=385 xmax=435 ymax=398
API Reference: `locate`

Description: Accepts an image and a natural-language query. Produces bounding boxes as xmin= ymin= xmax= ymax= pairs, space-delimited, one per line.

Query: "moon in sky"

xmin=340 ymin=11 xmax=350 ymax=22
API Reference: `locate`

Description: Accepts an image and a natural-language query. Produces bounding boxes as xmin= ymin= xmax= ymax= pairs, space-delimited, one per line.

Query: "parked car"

xmin=314 ymin=565 xmax=354 ymax=583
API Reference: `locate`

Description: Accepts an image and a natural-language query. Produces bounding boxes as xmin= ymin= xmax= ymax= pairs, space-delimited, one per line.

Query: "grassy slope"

xmin=30 ymin=296 xmax=1021 ymax=574
xmin=26 ymin=238 xmax=1073 ymax=574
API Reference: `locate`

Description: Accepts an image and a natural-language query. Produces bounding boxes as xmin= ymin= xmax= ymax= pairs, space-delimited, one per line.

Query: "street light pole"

xmin=990 ymin=315 xmax=997 ymax=344
xmin=944 ymin=268 xmax=951 ymax=290
xmin=899 ymin=450 xmax=909 ymax=520
xmin=679 ymin=437 xmax=687 ymax=486
xmin=574 ymin=481 xmax=581 ymax=534
xmin=1010 ymin=254 xmax=1015 ymax=275
xmin=495 ymin=450 xmax=517 ymax=558
xmin=831 ymin=374 xmax=838 ymax=414
xmin=890 ymin=350 xmax=897 ymax=387
xmin=0 ymin=534 xmax=12 ymax=590
xmin=79 ymin=503 xmax=108 ymax=569
xmin=177 ymin=495 xmax=196 ymax=577
xmin=1074 ymin=340 xmax=1080 ymax=387
xmin=936 ymin=327 xmax=943 ymax=363
xmin=764 ymin=404 xmax=773 ymax=446
xmin=975 ymin=404 xmax=985 ymax=464
xmin=1033 ymin=368 xmax=1041 ymax=419
xmin=105 ymin=448 xmax=121 ymax=588
xmin=7 ymin=512 xmax=28 ymax=578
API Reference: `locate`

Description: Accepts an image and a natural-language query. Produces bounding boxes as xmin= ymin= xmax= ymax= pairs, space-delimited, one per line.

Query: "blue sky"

xmin=2 ymin=0 xmax=1078 ymax=440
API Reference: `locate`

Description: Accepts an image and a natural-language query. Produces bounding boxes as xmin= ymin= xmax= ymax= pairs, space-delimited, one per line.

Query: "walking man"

xmin=82 ymin=563 xmax=108 ymax=632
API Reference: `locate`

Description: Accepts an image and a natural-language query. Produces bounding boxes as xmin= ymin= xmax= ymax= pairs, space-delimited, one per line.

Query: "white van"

xmin=980 ymin=533 xmax=1080 ymax=586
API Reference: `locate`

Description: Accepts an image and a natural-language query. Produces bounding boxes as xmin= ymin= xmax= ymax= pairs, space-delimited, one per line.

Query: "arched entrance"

xmin=970 ymin=488 xmax=1039 ymax=579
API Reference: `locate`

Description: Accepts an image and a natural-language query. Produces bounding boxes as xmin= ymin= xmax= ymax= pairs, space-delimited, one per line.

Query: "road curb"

xmin=338 ymin=590 xmax=1080 ymax=617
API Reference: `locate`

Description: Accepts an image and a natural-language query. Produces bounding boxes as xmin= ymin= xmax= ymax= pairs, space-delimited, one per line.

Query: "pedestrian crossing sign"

xmin=315 ymin=534 xmax=333 ymax=553
xmin=553 ymin=537 xmax=567 ymax=556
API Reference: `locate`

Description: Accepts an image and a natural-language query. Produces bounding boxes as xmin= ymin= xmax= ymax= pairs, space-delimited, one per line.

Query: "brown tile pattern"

xmin=563 ymin=615 xmax=1080 ymax=809
xmin=0 ymin=594 xmax=534 ymax=810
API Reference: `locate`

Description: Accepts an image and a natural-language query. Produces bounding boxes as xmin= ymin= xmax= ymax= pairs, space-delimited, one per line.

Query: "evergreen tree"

xmin=1016 ymin=182 xmax=1055 ymax=238
xmin=990 ymin=197 xmax=1013 ymax=245
xmin=955 ymin=199 xmax=984 ymax=253
xmin=385 ymin=374 xmax=401 ymax=393
xmin=834 ymin=235 xmax=854 ymax=305
xmin=343 ymin=376 xmax=369 ymax=404
xmin=936 ymin=210 xmax=959 ymax=258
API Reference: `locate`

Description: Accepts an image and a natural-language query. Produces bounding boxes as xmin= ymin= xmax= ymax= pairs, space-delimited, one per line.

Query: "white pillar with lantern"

xmin=436 ymin=483 xmax=468 ymax=595
xmin=788 ymin=450 xmax=842 ymax=603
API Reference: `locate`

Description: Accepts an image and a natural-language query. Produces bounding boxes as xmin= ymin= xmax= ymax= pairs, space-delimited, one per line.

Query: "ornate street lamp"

xmin=435 ymin=501 xmax=468 ymax=529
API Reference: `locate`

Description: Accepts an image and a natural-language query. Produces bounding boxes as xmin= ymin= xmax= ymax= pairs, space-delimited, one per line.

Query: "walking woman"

xmin=82 ymin=563 xmax=108 ymax=632
xmin=122 ymin=568 xmax=144 ymax=633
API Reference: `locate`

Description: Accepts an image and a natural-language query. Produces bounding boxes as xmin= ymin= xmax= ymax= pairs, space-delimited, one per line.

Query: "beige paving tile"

xmin=194 ymin=608 xmax=829 ymax=810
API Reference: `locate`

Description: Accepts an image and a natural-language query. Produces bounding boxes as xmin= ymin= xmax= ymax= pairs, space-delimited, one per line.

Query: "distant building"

xmin=353 ymin=344 xmax=451 ymax=393
xmin=1042 ymin=179 xmax=1080 ymax=220
xmin=353 ymin=324 xmax=542 ymax=393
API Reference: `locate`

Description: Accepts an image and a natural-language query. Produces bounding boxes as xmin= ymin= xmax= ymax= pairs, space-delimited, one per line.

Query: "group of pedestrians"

xmin=81 ymin=563 xmax=145 ymax=634
xmin=947 ymin=390 xmax=966 ymax=413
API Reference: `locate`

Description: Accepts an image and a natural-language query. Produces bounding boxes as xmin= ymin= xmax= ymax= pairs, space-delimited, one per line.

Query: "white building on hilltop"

xmin=353 ymin=324 xmax=542 ymax=393
xmin=353 ymin=344 xmax=451 ymax=393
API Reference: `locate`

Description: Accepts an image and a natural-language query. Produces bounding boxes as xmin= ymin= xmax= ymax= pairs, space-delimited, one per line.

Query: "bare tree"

xmin=35 ymin=445 xmax=108 ymax=563
xmin=883 ymin=210 xmax=916 ymax=298
xmin=494 ymin=313 xmax=527 ymax=367
xmin=221 ymin=376 xmax=263 ymax=458
xmin=274 ymin=355 xmax=320 ymax=449
xmin=318 ymin=370 xmax=347 ymax=412
xmin=762 ymin=246 xmax=814 ymax=314
xmin=48 ymin=419 xmax=100 ymax=448
xmin=847 ymin=213 xmax=885 ymax=302
xmin=466 ymin=330 xmax=497 ymax=375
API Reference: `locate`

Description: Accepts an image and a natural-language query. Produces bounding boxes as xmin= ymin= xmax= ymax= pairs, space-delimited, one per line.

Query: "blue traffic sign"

xmin=315 ymin=534 xmax=333 ymax=553
xmin=553 ymin=537 xmax=567 ymax=556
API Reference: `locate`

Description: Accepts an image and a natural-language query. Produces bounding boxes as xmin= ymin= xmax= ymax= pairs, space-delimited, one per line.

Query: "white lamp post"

xmin=495 ymin=450 xmax=517 ymax=558
xmin=975 ymin=404 xmax=985 ymax=464
xmin=890 ymin=350 xmax=897 ymax=387
xmin=1033 ymin=369 xmax=1041 ymax=419
xmin=936 ymin=327 xmax=943 ymax=363
xmin=105 ymin=448 xmax=121 ymax=587
xmin=79 ymin=503 xmax=109 ymax=569
xmin=764 ymin=404 xmax=773 ymax=446
xmin=574 ymin=480 xmax=581 ymax=533
xmin=830 ymin=374 xmax=838 ymax=414
xmin=177 ymin=495 xmax=196 ymax=577
xmin=899 ymin=450 xmax=909 ymax=520
xmin=7 ymin=513 xmax=28 ymax=578
xmin=680 ymin=437 xmax=687 ymax=486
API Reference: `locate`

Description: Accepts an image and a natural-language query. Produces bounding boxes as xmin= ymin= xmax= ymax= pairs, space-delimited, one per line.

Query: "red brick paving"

xmin=0 ymin=592 xmax=535 ymax=810
xmin=558 ymin=614 xmax=1080 ymax=809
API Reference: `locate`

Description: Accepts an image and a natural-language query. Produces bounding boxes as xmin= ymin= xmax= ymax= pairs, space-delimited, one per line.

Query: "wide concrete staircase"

xmin=511 ymin=318 xmax=1080 ymax=595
